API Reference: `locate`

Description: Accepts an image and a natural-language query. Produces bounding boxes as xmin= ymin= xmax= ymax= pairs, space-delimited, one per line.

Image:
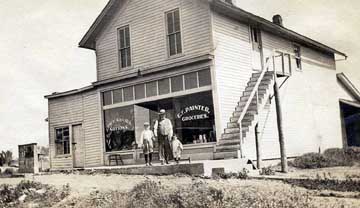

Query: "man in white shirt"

xmin=154 ymin=109 xmax=173 ymax=165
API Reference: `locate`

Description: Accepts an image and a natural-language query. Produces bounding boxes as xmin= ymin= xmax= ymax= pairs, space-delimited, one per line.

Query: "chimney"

xmin=272 ymin=14 xmax=283 ymax=27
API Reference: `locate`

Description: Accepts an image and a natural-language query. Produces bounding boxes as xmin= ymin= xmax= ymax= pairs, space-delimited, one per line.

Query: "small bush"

xmin=216 ymin=168 xmax=249 ymax=180
xmin=290 ymin=153 xmax=328 ymax=169
xmin=289 ymin=148 xmax=360 ymax=169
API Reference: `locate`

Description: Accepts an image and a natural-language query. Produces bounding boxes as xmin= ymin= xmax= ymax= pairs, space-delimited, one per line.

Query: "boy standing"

xmin=141 ymin=122 xmax=155 ymax=166
xmin=171 ymin=135 xmax=183 ymax=164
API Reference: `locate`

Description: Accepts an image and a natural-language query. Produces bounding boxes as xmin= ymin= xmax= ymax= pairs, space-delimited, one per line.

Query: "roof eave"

xmin=210 ymin=0 xmax=347 ymax=58
xmin=78 ymin=0 xmax=119 ymax=50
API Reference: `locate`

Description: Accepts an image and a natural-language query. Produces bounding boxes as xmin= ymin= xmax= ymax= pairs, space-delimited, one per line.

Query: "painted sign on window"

xmin=176 ymin=105 xmax=211 ymax=122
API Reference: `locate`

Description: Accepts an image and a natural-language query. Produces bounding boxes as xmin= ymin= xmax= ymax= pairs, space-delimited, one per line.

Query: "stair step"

xmin=224 ymin=127 xmax=240 ymax=134
xmin=245 ymin=84 xmax=269 ymax=92
xmin=218 ymin=138 xmax=240 ymax=146
xmin=243 ymin=89 xmax=267 ymax=98
xmin=247 ymin=80 xmax=271 ymax=87
xmin=252 ymin=71 xmax=274 ymax=78
xmin=216 ymin=144 xmax=240 ymax=152
xmin=214 ymin=151 xmax=238 ymax=160
xmin=250 ymin=76 xmax=273 ymax=82
xmin=227 ymin=122 xmax=239 ymax=128
xmin=241 ymin=120 xmax=252 ymax=128
xmin=235 ymin=104 xmax=257 ymax=112
xmin=233 ymin=110 xmax=257 ymax=118
xmin=222 ymin=132 xmax=240 ymax=139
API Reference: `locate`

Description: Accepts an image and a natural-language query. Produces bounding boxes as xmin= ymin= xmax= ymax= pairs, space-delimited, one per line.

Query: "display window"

xmin=103 ymin=91 xmax=216 ymax=151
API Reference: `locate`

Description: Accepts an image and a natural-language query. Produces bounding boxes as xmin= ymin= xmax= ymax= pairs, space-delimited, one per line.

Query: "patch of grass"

xmin=0 ymin=180 xmax=70 ymax=208
xmin=64 ymin=179 xmax=318 ymax=208
xmin=289 ymin=148 xmax=359 ymax=169
xmin=284 ymin=174 xmax=360 ymax=192
xmin=260 ymin=166 xmax=276 ymax=176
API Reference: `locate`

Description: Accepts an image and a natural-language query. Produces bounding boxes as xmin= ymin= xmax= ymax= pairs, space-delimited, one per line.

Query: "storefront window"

xmin=104 ymin=106 xmax=135 ymax=152
xmin=103 ymin=91 xmax=112 ymax=106
xmin=113 ymin=89 xmax=123 ymax=104
xmin=198 ymin=69 xmax=212 ymax=87
xmin=184 ymin=72 xmax=198 ymax=90
xmin=123 ymin=86 xmax=134 ymax=102
xmin=146 ymin=81 xmax=157 ymax=97
xmin=135 ymin=84 xmax=145 ymax=100
xmin=171 ymin=75 xmax=184 ymax=92
xmin=158 ymin=78 xmax=170 ymax=95
xmin=103 ymin=90 xmax=216 ymax=152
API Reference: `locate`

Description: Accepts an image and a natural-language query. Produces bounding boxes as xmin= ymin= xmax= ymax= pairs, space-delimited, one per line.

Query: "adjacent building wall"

xmin=244 ymin=31 xmax=344 ymax=159
xmin=96 ymin=0 xmax=212 ymax=81
xmin=48 ymin=91 xmax=103 ymax=169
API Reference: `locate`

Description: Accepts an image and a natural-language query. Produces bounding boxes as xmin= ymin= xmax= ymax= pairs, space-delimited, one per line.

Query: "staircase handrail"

xmin=237 ymin=55 xmax=272 ymax=124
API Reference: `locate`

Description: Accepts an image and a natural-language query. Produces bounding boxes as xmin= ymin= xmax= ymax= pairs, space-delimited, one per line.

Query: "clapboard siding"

xmin=212 ymin=12 xmax=253 ymax=134
xmin=48 ymin=91 xmax=102 ymax=169
xmin=82 ymin=93 xmax=103 ymax=167
xmin=245 ymin=61 xmax=344 ymax=160
xmin=96 ymin=0 xmax=212 ymax=81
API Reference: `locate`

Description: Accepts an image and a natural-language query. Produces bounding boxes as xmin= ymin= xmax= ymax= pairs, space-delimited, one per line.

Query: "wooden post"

xmin=255 ymin=124 xmax=262 ymax=169
xmin=273 ymin=75 xmax=288 ymax=173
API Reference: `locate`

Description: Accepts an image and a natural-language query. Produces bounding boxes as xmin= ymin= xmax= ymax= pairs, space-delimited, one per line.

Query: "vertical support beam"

xmin=255 ymin=124 xmax=262 ymax=169
xmin=273 ymin=74 xmax=288 ymax=173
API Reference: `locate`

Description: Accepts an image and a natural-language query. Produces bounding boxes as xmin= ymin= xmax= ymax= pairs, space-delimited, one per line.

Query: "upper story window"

xmin=166 ymin=9 xmax=182 ymax=56
xmin=118 ymin=26 xmax=131 ymax=68
xmin=293 ymin=44 xmax=302 ymax=70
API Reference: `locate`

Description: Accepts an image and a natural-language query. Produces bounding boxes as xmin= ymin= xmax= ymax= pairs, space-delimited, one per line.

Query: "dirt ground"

xmin=1 ymin=166 xmax=360 ymax=207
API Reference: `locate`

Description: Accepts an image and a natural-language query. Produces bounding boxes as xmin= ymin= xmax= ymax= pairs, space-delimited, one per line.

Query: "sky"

xmin=0 ymin=0 xmax=359 ymax=156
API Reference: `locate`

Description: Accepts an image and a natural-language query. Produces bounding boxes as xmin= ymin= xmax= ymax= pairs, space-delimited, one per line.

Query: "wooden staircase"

xmin=214 ymin=71 xmax=275 ymax=159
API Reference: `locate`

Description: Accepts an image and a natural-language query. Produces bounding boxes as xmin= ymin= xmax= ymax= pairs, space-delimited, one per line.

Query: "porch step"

xmin=224 ymin=127 xmax=240 ymax=134
xmin=235 ymin=103 xmax=257 ymax=112
xmin=218 ymin=137 xmax=240 ymax=145
xmin=243 ymin=89 xmax=267 ymax=97
xmin=233 ymin=110 xmax=257 ymax=118
xmin=247 ymin=79 xmax=271 ymax=87
xmin=216 ymin=144 xmax=240 ymax=152
xmin=213 ymin=151 xmax=238 ymax=160
xmin=222 ymin=132 xmax=240 ymax=140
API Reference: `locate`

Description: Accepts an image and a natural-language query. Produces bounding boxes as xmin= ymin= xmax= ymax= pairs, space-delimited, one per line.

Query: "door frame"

xmin=250 ymin=26 xmax=264 ymax=72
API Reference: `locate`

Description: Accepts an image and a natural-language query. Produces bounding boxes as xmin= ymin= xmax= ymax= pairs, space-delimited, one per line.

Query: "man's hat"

xmin=144 ymin=122 xmax=150 ymax=126
xmin=159 ymin=109 xmax=166 ymax=114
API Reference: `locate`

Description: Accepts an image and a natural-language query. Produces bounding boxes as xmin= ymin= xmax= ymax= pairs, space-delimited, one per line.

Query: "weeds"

xmin=289 ymin=148 xmax=359 ymax=169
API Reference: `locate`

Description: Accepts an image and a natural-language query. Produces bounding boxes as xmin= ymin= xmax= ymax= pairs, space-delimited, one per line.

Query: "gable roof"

xmin=79 ymin=0 xmax=346 ymax=58
xmin=79 ymin=0 xmax=120 ymax=49
xmin=337 ymin=73 xmax=360 ymax=103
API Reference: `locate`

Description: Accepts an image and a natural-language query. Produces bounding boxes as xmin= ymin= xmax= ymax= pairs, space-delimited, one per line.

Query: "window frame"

xmin=54 ymin=126 xmax=71 ymax=156
xmin=165 ymin=8 xmax=183 ymax=57
xmin=117 ymin=25 xmax=132 ymax=69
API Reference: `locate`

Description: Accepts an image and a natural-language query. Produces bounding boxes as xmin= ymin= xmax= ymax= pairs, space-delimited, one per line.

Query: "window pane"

xmin=135 ymin=84 xmax=145 ymax=100
xmin=121 ymin=50 xmax=127 ymax=68
xmin=176 ymin=33 xmax=182 ymax=54
xmin=103 ymin=91 xmax=112 ymax=106
xmin=123 ymin=86 xmax=134 ymax=102
xmin=125 ymin=27 xmax=130 ymax=47
xmin=158 ymin=78 xmax=170 ymax=95
xmin=113 ymin=89 xmax=123 ymax=103
xmin=198 ymin=69 xmax=212 ymax=87
xmin=169 ymin=34 xmax=176 ymax=56
xmin=167 ymin=12 xmax=174 ymax=34
xmin=119 ymin=29 xmax=125 ymax=48
xmin=63 ymin=128 xmax=69 ymax=137
xmin=171 ymin=75 xmax=184 ymax=92
xmin=174 ymin=10 xmax=180 ymax=32
xmin=185 ymin=72 xmax=198 ymax=90
xmin=126 ymin=48 xmax=131 ymax=66
xmin=146 ymin=81 xmax=157 ymax=97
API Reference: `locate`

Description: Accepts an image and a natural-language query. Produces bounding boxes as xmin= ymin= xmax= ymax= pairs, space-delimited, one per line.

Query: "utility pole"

xmin=273 ymin=74 xmax=288 ymax=173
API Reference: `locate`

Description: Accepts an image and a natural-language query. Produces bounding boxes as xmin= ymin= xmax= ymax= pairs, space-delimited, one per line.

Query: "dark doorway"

xmin=340 ymin=101 xmax=360 ymax=147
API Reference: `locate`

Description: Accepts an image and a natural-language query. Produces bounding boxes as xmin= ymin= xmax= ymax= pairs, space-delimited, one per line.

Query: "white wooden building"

xmin=45 ymin=0 xmax=355 ymax=170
